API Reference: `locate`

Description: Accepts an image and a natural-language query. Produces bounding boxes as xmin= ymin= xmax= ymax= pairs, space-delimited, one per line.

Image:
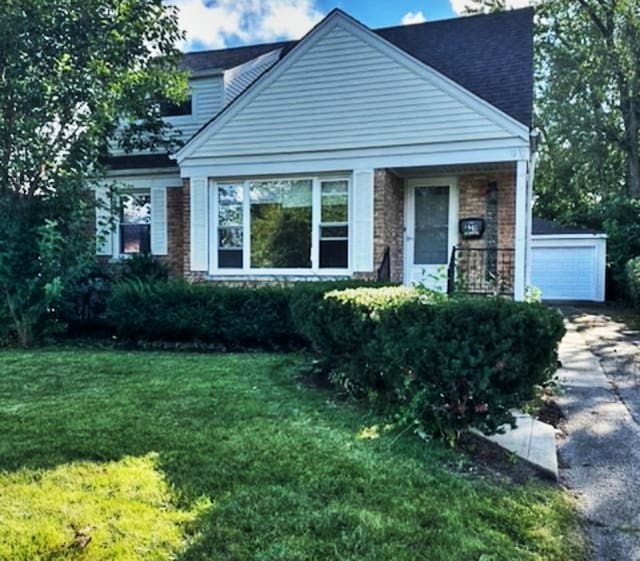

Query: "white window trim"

xmin=111 ymin=188 xmax=151 ymax=260
xmin=208 ymin=175 xmax=353 ymax=276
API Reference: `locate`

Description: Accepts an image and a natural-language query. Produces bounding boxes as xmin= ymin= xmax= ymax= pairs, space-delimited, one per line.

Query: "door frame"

xmin=404 ymin=176 xmax=459 ymax=286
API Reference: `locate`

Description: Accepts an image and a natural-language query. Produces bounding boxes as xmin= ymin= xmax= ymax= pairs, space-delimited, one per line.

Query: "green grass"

xmin=0 ymin=350 xmax=584 ymax=561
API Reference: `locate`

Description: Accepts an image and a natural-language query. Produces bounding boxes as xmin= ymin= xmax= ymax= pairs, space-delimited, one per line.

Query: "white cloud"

xmin=166 ymin=0 xmax=324 ymax=51
xmin=401 ymin=11 xmax=427 ymax=25
xmin=449 ymin=0 xmax=534 ymax=15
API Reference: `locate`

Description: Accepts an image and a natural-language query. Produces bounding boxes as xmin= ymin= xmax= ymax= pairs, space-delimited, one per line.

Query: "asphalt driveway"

xmin=557 ymin=306 xmax=640 ymax=561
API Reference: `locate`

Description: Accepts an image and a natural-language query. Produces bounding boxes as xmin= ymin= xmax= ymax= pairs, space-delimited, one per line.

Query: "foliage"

xmin=463 ymin=0 xmax=506 ymax=14
xmin=107 ymin=279 xmax=386 ymax=349
xmin=291 ymin=286 xmax=565 ymax=439
xmin=534 ymin=0 xmax=640 ymax=293
xmin=0 ymin=0 xmax=187 ymax=345
xmin=626 ymin=256 xmax=640 ymax=308
xmin=0 ymin=349 xmax=586 ymax=560
xmin=108 ymin=280 xmax=298 ymax=349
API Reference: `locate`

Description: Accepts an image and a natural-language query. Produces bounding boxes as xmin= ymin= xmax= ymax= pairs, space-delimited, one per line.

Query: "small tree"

xmin=0 ymin=0 xmax=188 ymax=345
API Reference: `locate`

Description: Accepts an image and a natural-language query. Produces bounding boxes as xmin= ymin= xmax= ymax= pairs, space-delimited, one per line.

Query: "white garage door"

xmin=531 ymin=245 xmax=599 ymax=301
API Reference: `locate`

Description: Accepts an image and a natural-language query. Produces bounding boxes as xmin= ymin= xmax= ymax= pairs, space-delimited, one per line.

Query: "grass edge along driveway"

xmin=0 ymin=349 xmax=585 ymax=561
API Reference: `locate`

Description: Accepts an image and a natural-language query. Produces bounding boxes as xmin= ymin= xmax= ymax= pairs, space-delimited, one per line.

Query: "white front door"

xmin=405 ymin=178 xmax=458 ymax=291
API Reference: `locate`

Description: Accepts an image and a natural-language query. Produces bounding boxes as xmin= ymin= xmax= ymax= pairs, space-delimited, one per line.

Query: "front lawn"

xmin=0 ymin=350 xmax=583 ymax=560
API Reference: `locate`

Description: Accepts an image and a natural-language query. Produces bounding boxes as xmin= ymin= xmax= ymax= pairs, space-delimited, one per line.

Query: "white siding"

xmin=110 ymin=75 xmax=224 ymax=157
xmin=224 ymin=49 xmax=282 ymax=106
xmin=165 ymin=75 xmax=224 ymax=142
xmin=191 ymin=22 xmax=518 ymax=158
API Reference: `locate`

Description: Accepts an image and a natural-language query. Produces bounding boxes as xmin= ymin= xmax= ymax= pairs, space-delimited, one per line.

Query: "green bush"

xmin=108 ymin=280 xmax=297 ymax=349
xmin=291 ymin=286 xmax=565 ymax=439
xmin=625 ymin=256 xmax=640 ymax=308
xmin=107 ymin=279 xmax=386 ymax=350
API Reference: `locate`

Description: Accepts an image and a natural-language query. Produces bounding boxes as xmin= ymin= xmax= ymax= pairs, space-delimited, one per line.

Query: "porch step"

xmin=471 ymin=411 xmax=558 ymax=480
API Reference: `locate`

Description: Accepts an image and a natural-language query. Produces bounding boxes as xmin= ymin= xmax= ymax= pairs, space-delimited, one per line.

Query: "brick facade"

xmin=157 ymin=186 xmax=184 ymax=277
xmin=131 ymin=165 xmax=517 ymax=289
xmin=373 ymin=169 xmax=404 ymax=282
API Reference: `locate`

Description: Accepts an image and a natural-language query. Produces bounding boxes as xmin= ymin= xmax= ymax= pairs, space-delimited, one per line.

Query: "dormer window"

xmin=159 ymin=96 xmax=192 ymax=117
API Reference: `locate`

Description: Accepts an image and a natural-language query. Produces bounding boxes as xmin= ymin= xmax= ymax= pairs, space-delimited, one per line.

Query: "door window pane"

xmin=249 ymin=180 xmax=312 ymax=268
xmin=414 ymin=186 xmax=449 ymax=265
xmin=218 ymin=184 xmax=243 ymax=268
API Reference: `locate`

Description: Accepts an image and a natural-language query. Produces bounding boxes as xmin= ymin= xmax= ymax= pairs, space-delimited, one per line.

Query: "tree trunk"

xmin=4 ymin=289 xmax=32 ymax=347
xmin=626 ymin=101 xmax=640 ymax=198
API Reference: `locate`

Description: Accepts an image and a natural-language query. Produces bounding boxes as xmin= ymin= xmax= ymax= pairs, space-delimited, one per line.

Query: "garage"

xmin=531 ymin=218 xmax=607 ymax=302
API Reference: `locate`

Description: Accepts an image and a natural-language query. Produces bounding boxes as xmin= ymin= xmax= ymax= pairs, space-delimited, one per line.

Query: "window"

xmin=120 ymin=192 xmax=151 ymax=254
xmin=217 ymin=184 xmax=243 ymax=268
xmin=213 ymin=177 xmax=350 ymax=272
xmin=320 ymin=180 xmax=348 ymax=268
xmin=159 ymin=96 xmax=192 ymax=117
xmin=250 ymin=179 xmax=312 ymax=269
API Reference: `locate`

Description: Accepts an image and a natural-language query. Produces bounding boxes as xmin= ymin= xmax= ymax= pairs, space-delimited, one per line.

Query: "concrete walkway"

xmin=557 ymin=315 xmax=640 ymax=561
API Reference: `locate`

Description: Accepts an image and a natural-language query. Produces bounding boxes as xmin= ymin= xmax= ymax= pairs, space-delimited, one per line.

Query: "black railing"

xmin=377 ymin=246 xmax=391 ymax=282
xmin=447 ymin=246 xmax=515 ymax=296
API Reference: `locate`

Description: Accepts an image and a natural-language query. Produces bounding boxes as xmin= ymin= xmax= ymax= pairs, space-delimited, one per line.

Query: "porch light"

xmin=459 ymin=218 xmax=485 ymax=240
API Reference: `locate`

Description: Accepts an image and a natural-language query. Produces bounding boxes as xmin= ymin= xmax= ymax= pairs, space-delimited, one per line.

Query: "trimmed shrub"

xmin=108 ymin=280 xmax=297 ymax=349
xmin=107 ymin=279 xmax=387 ymax=350
xmin=291 ymin=286 xmax=565 ymax=439
xmin=625 ymin=256 xmax=640 ymax=308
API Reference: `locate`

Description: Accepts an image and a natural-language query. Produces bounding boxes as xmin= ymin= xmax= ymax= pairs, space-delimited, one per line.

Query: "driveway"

xmin=556 ymin=307 xmax=640 ymax=561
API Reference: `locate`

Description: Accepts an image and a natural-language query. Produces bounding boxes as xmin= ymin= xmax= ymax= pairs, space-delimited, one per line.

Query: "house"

xmin=96 ymin=7 xmax=535 ymax=299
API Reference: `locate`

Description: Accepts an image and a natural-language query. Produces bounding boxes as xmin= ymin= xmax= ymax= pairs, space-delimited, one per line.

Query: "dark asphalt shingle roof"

xmin=532 ymin=218 xmax=603 ymax=236
xmin=180 ymin=8 xmax=533 ymax=126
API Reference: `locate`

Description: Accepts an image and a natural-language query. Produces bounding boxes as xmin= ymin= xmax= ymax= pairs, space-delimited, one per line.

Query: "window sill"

xmin=205 ymin=270 xmax=353 ymax=281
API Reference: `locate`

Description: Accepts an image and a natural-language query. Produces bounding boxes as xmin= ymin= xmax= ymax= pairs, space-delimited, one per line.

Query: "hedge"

xmin=107 ymin=279 xmax=383 ymax=350
xmin=626 ymin=256 xmax=640 ymax=308
xmin=290 ymin=286 xmax=565 ymax=438
xmin=107 ymin=280 xmax=565 ymax=438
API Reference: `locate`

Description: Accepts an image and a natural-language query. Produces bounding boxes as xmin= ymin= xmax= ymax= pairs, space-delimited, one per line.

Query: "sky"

xmin=165 ymin=0 xmax=534 ymax=52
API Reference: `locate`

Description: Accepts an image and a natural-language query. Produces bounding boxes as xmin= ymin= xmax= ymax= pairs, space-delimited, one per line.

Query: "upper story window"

xmin=159 ymin=96 xmax=192 ymax=117
xmin=120 ymin=192 xmax=151 ymax=254
xmin=213 ymin=177 xmax=350 ymax=273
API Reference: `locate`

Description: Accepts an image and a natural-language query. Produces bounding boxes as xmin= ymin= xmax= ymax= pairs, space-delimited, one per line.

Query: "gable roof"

xmin=179 ymin=8 xmax=533 ymax=126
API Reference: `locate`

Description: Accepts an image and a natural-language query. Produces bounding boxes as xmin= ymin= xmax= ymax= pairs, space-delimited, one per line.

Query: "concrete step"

xmin=472 ymin=411 xmax=558 ymax=480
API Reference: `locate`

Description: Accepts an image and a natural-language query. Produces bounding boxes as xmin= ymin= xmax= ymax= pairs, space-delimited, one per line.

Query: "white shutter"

xmin=150 ymin=187 xmax=168 ymax=255
xmin=190 ymin=177 xmax=209 ymax=271
xmin=95 ymin=184 xmax=113 ymax=256
xmin=352 ymin=169 xmax=374 ymax=272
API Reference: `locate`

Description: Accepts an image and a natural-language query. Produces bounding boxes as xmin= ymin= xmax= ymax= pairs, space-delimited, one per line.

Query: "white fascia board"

xmin=174 ymin=10 xmax=530 ymax=164
xmin=104 ymin=168 xmax=180 ymax=179
xmin=178 ymin=141 xmax=530 ymax=179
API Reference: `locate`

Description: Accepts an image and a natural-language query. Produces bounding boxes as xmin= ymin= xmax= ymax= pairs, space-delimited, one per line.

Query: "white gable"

xmin=177 ymin=13 xmax=528 ymax=164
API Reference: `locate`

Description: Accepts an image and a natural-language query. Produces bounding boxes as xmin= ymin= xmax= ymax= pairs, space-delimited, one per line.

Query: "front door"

xmin=405 ymin=179 xmax=457 ymax=291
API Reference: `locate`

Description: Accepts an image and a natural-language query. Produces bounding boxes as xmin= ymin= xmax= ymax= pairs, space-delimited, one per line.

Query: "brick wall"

xmin=156 ymin=186 xmax=184 ymax=277
xmin=457 ymin=167 xmax=515 ymax=250
xmin=372 ymin=169 xmax=404 ymax=282
xmin=456 ymin=165 xmax=516 ymax=293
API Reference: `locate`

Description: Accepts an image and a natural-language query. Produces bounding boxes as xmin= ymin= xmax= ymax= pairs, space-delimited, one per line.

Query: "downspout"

xmin=525 ymin=128 xmax=541 ymax=294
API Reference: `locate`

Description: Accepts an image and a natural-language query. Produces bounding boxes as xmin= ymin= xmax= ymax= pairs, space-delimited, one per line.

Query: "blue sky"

xmin=167 ymin=0 xmax=531 ymax=52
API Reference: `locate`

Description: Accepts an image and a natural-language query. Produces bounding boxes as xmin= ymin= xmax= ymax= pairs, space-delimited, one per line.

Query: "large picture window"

xmin=213 ymin=177 xmax=350 ymax=273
